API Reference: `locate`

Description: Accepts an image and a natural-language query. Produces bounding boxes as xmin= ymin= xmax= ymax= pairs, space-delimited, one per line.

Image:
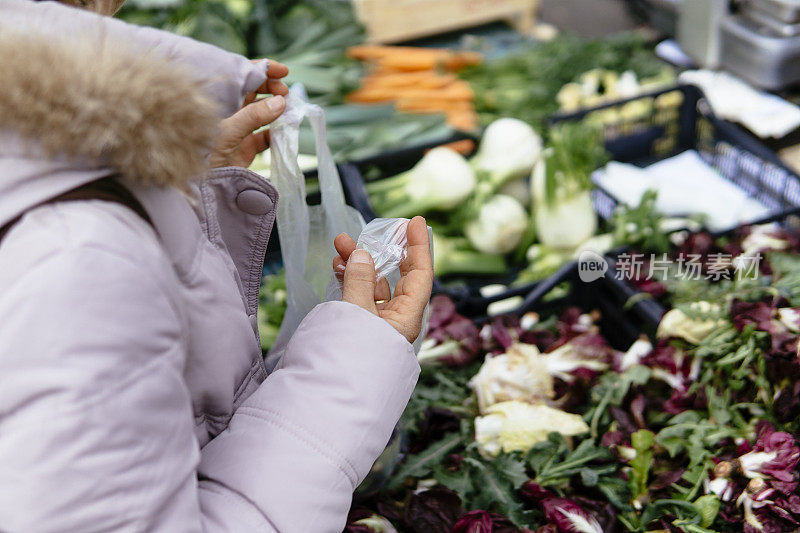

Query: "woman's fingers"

xmin=397 ymin=216 xmax=434 ymax=304
xmin=402 ymin=216 xmax=433 ymax=275
xmin=267 ymin=61 xmax=289 ymax=79
xmin=222 ymin=96 xmax=285 ymax=147
xmin=375 ymin=277 xmax=391 ymax=302
xmin=251 ymin=60 xmax=290 ymax=95
xmin=342 ymin=250 xmax=378 ymax=315
xmin=210 ymin=96 xmax=285 ymax=168
xmin=333 ymin=255 xmax=346 ymax=281
xmin=334 ymin=233 xmax=357 ymax=260
xmin=336 ymin=220 xmax=432 ymax=341
xmin=267 ymin=79 xmax=289 ymax=96
xmin=333 ymin=234 xmax=390 ymax=301
xmin=243 ymin=129 xmax=270 ymax=155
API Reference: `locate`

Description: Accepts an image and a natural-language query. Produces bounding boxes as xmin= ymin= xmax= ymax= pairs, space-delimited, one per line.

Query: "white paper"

xmin=680 ymin=70 xmax=800 ymax=138
xmin=595 ymin=150 xmax=771 ymax=231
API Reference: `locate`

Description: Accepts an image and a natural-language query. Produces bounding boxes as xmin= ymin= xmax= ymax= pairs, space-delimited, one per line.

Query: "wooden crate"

xmin=353 ymin=0 xmax=540 ymax=44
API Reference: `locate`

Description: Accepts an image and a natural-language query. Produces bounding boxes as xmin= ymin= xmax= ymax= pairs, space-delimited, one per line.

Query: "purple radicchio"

xmin=709 ymin=424 xmax=800 ymax=530
xmin=746 ymin=423 xmax=800 ymax=494
xmin=403 ymin=487 xmax=465 ymax=533
xmin=640 ymin=341 xmax=704 ymax=414
xmin=543 ymin=332 xmax=614 ymax=383
xmin=520 ymin=483 xmax=602 ymax=533
xmin=730 ymin=299 xmax=782 ymax=334
xmin=344 ymin=509 xmax=398 ymax=533
xmin=418 ymin=295 xmax=482 ymax=367
xmin=451 ymin=510 xmax=519 ymax=533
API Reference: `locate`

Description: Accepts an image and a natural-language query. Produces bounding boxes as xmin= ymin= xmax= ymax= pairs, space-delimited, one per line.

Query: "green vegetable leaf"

xmin=432 ymin=461 xmax=473 ymax=501
xmin=693 ymin=494 xmax=720 ymax=528
xmin=464 ymin=455 xmax=531 ymax=528
xmin=388 ymin=433 xmax=463 ymax=489
xmin=629 ymin=430 xmax=655 ymax=505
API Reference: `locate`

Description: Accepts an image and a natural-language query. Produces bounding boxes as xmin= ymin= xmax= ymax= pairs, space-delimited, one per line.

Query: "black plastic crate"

xmin=548 ymin=84 xmax=800 ymax=227
xmin=463 ymin=261 xmax=655 ymax=352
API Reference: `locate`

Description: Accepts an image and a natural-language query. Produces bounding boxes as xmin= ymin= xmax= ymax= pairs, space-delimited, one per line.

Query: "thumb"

xmin=342 ymin=249 xmax=378 ymax=314
xmin=220 ymin=95 xmax=286 ymax=147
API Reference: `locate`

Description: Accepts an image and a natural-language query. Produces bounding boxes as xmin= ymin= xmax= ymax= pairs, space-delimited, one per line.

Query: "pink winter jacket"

xmin=0 ymin=1 xmax=420 ymax=531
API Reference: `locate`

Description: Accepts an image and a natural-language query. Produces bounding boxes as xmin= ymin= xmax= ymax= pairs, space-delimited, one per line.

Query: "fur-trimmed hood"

xmin=0 ymin=0 xmax=268 ymax=227
xmin=0 ymin=30 xmax=220 ymax=190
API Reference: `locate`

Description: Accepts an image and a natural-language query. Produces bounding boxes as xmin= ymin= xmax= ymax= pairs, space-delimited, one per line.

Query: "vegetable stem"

xmin=364 ymin=171 xmax=411 ymax=194
xmin=435 ymin=249 xmax=507 ymax=277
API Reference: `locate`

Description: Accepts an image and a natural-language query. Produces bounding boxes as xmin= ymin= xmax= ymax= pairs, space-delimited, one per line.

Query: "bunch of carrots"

xmin=346 ymin=45 xmax=482 ymax=132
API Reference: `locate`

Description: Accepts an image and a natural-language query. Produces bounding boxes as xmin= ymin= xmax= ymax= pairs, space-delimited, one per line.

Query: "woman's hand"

xmin=209 ymin=61 xmax=290 ymax=169
xmin=332 ymin=217 xmax=434 ymax=343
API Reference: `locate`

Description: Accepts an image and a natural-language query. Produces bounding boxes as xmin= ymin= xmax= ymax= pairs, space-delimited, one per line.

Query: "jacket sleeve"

xmin=2 ymin=0 xmax=267 ymax=115
xmin=198 ymin=301 xmax=420 ymax=532
xmin=0 ymin=225 xmax=419 ymax=532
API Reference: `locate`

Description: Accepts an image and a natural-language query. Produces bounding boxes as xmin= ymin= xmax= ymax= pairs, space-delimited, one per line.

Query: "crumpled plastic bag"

xmin=266 ymin=87 xmax=429 ymax=369
xmin=326 ymin=217 xmax=433 ymax=353
xmin=326 ymin=217 xmax=410 ymax=300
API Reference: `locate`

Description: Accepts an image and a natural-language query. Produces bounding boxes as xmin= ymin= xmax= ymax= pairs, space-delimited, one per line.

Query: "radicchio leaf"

xmin=541 ymin=498 xmax=603 ymax=533
xmin=404 ymin=487 xmax=464 ymax=533
xmin=419 ymin=296 xmax=482 ymax=367
xmin=451 ymin=510 xmax=518 ymax=533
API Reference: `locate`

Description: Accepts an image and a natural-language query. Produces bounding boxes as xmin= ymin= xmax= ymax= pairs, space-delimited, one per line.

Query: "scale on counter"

xmin=676 ymin=0 xmax=800 ymax=90
xmin=720 ymin=0 xmax=800 ymax=90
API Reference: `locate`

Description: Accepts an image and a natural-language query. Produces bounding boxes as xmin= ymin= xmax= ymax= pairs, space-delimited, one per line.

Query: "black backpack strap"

xmin=0 ymin=177 xmax=153 ymax=245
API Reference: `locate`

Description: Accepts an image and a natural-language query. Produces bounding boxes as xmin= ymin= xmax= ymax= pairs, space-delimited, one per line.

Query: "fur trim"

xmin=0 ymin=30 xmax=221 ymax=188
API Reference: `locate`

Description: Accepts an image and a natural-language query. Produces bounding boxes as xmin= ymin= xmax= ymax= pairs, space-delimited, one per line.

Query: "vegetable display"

xmin=618 ymin=220 xmax=800 ymax=310
xmin=346 ymin=45 xmax=482 ymax=132
xmin=345 ymin=263 xmax=800 ymax=531
xmin=460 ymin=32 xmax=672 ymax=128
xmin=363 ymin=118 xmax=614 ymax=289
xmin=363 ymin=117 xmax=546 ymax=282
xmin=120 ymin=4 xmax=800 ymax=531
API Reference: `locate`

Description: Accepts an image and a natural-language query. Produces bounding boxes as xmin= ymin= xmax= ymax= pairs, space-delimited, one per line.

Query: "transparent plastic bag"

xmin=266 ymin=87 xmax=429 ymax=368
xmin=325 ymin=217 xmax=434 ymax=353
xmin=325 ymin=218 xmax=410 ymax=302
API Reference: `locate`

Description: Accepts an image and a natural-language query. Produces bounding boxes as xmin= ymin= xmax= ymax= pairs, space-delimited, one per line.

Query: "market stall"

xmin=119 ymin=1 xmax=800 ymax=530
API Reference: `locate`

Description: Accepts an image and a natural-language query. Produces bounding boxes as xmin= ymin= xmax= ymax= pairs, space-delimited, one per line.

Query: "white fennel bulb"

xmin=498 ymin=177 xmax=531 ymax=207
xmin=464 ymin=194 xmax=529 ymax=255
xmin=531 ymin=159 xmax=597 ymax=249
xmin=366 ymin=147 xmax=477 ymax=218
xmin=408 ymin=147 xmax=476 ymax=208
xmin=472 ymin=118 xmax=543 ymax=180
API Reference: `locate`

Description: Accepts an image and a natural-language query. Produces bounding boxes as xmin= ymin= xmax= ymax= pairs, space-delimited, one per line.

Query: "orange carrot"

xmin=359 ymin=71 xmax=449 ymax=90
xmin=440 ymin=139 xmax=477 ymax=154
xmin=377 ymin=50 xmax=483 ymax=72
xmin=446 ymin=111 xmax=479 ymax=132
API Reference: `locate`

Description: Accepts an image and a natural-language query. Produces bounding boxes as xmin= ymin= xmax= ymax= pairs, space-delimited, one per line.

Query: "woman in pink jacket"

xmin=0 ymin=0 xmax=432 ymax=531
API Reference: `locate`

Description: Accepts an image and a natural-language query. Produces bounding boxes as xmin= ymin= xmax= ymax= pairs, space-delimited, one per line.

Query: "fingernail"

xmin=267 ymin=95 xmax=285 ymax=112
xmin=349 ymin=249 xmax=372 ymax=264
